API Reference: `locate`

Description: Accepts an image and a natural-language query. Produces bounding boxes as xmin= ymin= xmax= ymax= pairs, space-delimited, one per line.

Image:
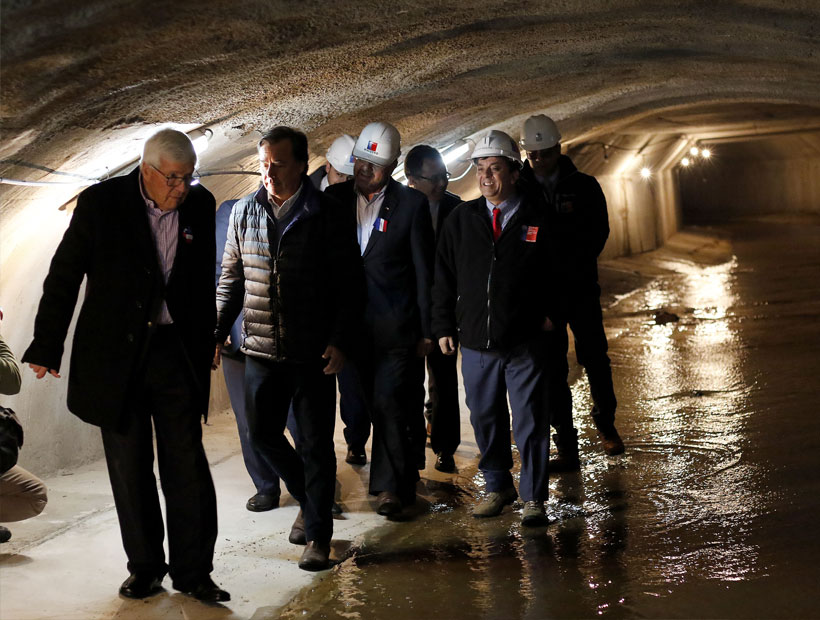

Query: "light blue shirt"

xmin=356 ymin=186 xmax=386 ymax=254
xmin=484 ymin=194 xmax=521 ymax=231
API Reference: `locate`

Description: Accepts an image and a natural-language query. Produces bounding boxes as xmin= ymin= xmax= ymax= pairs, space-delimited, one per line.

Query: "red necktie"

xmin=492 ymin=207 xmax=502 ymax=242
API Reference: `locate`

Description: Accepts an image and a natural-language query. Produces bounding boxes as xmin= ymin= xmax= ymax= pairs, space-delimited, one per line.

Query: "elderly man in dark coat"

xmin=23 ymin=128 xmax=228 ymax=602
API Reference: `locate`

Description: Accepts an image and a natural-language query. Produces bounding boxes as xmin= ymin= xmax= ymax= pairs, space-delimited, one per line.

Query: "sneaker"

xmin=521 ymin=501 xmax=548 ymax=527
xmin=473 ymin=487 xmax=517 ymax=518
xmin=598 ymin=428 xmax=625 ymax=456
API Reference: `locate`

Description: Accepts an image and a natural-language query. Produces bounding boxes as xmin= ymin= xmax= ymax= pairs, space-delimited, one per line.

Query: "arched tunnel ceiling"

xmin=1 ymin=0 xmax=820 ymax=188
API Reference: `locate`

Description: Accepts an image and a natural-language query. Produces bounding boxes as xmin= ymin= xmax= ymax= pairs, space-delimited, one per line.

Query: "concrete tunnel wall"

xmin=2 ymin=1 xmax=819 ymax=476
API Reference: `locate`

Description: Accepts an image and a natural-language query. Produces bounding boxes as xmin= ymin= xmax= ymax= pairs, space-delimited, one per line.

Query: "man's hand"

xmin=322 ymin=345 xmax=345 ymax=375
xmin=439 ymin=336 xmax=457 ymax=356
xmin=212 ymin=343 xmax=223 ymax=370
xmin=28 ymin=364 xmax=60 ymax=379
xmin=542 ymin=317 xmax=556 ymax=332
xmin=416 ymin=338 xmax=434 ymax=358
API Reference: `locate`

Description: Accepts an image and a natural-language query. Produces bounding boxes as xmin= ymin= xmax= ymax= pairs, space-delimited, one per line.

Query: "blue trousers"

xmin=337 ymin=363 xmax=371 ymax=450
xmin=461 ymin=342 xmax=548 ymax=502
xmin=222 ymin=355 xmax=281 ymax=496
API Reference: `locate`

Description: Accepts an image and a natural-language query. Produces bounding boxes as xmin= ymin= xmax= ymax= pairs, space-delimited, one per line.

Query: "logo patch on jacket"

xmin=373 ymin=218 xmax=388 ymax=232
xmin=557 ymin=194 xmax=576 ymax=214
xmin=522 ymin=226 xmax=539 ymax=242
xmin=182 ymin=226 xmax=194 ymax=243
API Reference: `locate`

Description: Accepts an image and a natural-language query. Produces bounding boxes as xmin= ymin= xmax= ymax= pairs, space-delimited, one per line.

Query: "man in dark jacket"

xmin=325 ymin=121 xmax=436 ymax=517
xmin=432 ymin=130 xmax=557 ymax=527
xmin=23 ymin=129 xmax=228 ymax=602
xmin=405 ymin=144 xmax=462 ymax=473
xmin=215 ymin=126 xmax=363 ymax=571
xmin=520 ymin=114 xmax=624 ymax=470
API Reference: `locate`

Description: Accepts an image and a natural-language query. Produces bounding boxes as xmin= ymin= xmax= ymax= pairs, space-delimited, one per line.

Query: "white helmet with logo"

xmin=326 ymin=134 xmax=356 ymax=175
xmin=520 ymin=114 xmax=561 ymax=151
xmin=471 ymin=130 xmax=522 ymax=167
xmin=352 ymin=122 xmax=401 ymax=167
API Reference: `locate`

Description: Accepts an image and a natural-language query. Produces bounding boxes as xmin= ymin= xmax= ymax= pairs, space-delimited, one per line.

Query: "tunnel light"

xmin=640 ymin=166 xmax=652 ymax=179
xmin=689 ymin=146 xmax=700 ymax=157
xmin=681 ymin=157 xmax=691 ymax=167
xmin=190 ymin=128 xmax=213 ymax=155
xmin=441 ymin=142 xmax=470 ymax=166
xmin=701 ymin=148 xmax=711 ymax=159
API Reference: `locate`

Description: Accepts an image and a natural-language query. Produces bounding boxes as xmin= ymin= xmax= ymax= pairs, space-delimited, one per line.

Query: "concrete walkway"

xmin=0 ymin=378 xmax=479 ymax=619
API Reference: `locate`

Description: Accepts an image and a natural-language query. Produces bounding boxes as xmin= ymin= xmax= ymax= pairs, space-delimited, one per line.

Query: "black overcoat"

xmin=23 ymin=167 xmax=216 ymax=430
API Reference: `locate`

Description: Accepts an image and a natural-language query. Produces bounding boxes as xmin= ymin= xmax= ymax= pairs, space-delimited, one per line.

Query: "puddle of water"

xmin=273 ymin=218 xmax=820 ymax=619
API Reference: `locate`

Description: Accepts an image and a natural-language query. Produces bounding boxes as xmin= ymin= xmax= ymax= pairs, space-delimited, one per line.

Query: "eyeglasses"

xmin=414 ymin=172 xmax=451 ymax=184
xmin=149 ymin=164 xmax=200 ymax=187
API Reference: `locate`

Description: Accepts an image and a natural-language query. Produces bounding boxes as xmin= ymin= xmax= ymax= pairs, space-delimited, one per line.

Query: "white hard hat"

xmin=520 ymin=114 xmax=561 ymax=151
xmin=326 ymin=134 xmax=356 ymax=175
xmin=471 ymin=130 xmax=522 ymax=166
xmin=352 ymin=122 xmax=401 ymax=167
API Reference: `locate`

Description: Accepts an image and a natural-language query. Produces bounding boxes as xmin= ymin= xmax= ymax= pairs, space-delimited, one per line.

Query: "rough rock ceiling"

xmin=1 ymin=0 xmax=819 ymax=179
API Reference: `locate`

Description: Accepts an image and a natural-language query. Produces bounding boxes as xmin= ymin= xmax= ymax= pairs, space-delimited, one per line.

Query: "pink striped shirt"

xmin=140 ymin=175 xmax=178 ymax=325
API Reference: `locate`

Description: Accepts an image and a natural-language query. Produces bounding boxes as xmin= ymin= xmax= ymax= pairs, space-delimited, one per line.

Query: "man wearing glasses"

xmin=405 ymin=145 xmax=462 ymax=474
xmin=519 ymin=114 xmax=624 ymax=471
xmin=23 ymin=129 xmax=229 ymax=601
xmin=326 ymin=122 xmax=435 ymax=517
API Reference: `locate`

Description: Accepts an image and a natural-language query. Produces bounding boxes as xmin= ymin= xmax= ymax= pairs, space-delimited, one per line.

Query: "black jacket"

xmin=216 ymin=178 xmax=364 ymax=362
xmin=522 ymin=155 xmax=609 ymax=289
xmin=432 ymin=187 xmax=561 ymax=351
xmin=23 ymin=167 xmax=216 ymax=429
xmin=433 ymin=191 xmax=461 ymax=244
xmin=326 ymin=178 xmax=435 ymax=349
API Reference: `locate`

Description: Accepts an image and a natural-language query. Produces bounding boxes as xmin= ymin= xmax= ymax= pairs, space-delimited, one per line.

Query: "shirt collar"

xmin=268 ymin=182 xmax=304 ymax=217
xmin=485 ymin=192 xmax=521 ymax=213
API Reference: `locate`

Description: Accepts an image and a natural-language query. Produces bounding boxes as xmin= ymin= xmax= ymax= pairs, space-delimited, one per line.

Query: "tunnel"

xmin=1 ymin=1 xmax=819 ymax=618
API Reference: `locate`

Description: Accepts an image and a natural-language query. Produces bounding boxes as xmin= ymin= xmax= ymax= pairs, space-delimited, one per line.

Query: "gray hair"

xmin=141 ymin=128 xmax=197 ymax=167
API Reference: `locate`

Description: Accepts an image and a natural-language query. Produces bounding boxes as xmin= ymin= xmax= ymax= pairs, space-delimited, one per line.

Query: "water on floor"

xmin=275 ymin=216 xmax=820 ymax=619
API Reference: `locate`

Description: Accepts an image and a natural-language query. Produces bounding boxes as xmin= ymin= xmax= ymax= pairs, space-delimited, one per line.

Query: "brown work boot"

xmin=598 ymin=427 xmax=625 ymax=456
xmin=550 ymin=431 xmax=581 ymax=472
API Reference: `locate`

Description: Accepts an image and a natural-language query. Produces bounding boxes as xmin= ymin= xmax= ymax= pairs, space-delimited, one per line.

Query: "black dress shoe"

xmin=0 ymin=525 xmax=11 ymax=543
xmin=246 ymin=492 xmax=280 ymax=512
xmin=345 ymin=446 xmax=367 ymax=465
xmin=434 ymin=453 xmax=456 ymax=473
xmin=119 ymin=573 xmax=163 ymax=599
xmin=298 ymin=541 xmax=331 ymax=571
xmin=331 ymin=501 xmax=343 ymax=516
xmin=289 ymin=509 xmax=306 ymax=545
xmin=376 ymin=491 xmax=401 ymax=516
xmin=182 ymin=576 xmax=230 ymax=603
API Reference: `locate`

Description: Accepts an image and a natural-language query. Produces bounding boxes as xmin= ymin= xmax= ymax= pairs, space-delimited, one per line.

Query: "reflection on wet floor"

xmin=276 ymin=217 xmax=820 ymax=619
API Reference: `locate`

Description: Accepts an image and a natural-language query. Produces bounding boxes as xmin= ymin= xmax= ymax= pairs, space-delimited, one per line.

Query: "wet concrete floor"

xmin=275 ymin=215 xmax=820 ymax=619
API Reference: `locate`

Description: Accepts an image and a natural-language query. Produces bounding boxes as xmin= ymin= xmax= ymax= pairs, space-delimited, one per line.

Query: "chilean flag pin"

xmin=374 ymin=218 xmax=388 ymax=232
xmin=182 ymin=226 xmax=194 ymax=243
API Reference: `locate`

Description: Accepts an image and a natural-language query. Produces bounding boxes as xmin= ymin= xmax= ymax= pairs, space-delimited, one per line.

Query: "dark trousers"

xmin=337 ymin=363 xmax=371 ymax=450
xmin=222 ymin=355 xmax=281 ymax=496
xmin=101 ymin=326 xmax=217 ymax=588
xmin=426 ymin=347 xmax=461 ymax=457
xmin=356 ymin=346 xmax=423 ymax=502
xmin=244 ymin=355 xmax=336 ymax=544
xmin=548 ymin=292 xmax=617 ymax=436
xmin=461 ymin=342 xmax=548 ymax=502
